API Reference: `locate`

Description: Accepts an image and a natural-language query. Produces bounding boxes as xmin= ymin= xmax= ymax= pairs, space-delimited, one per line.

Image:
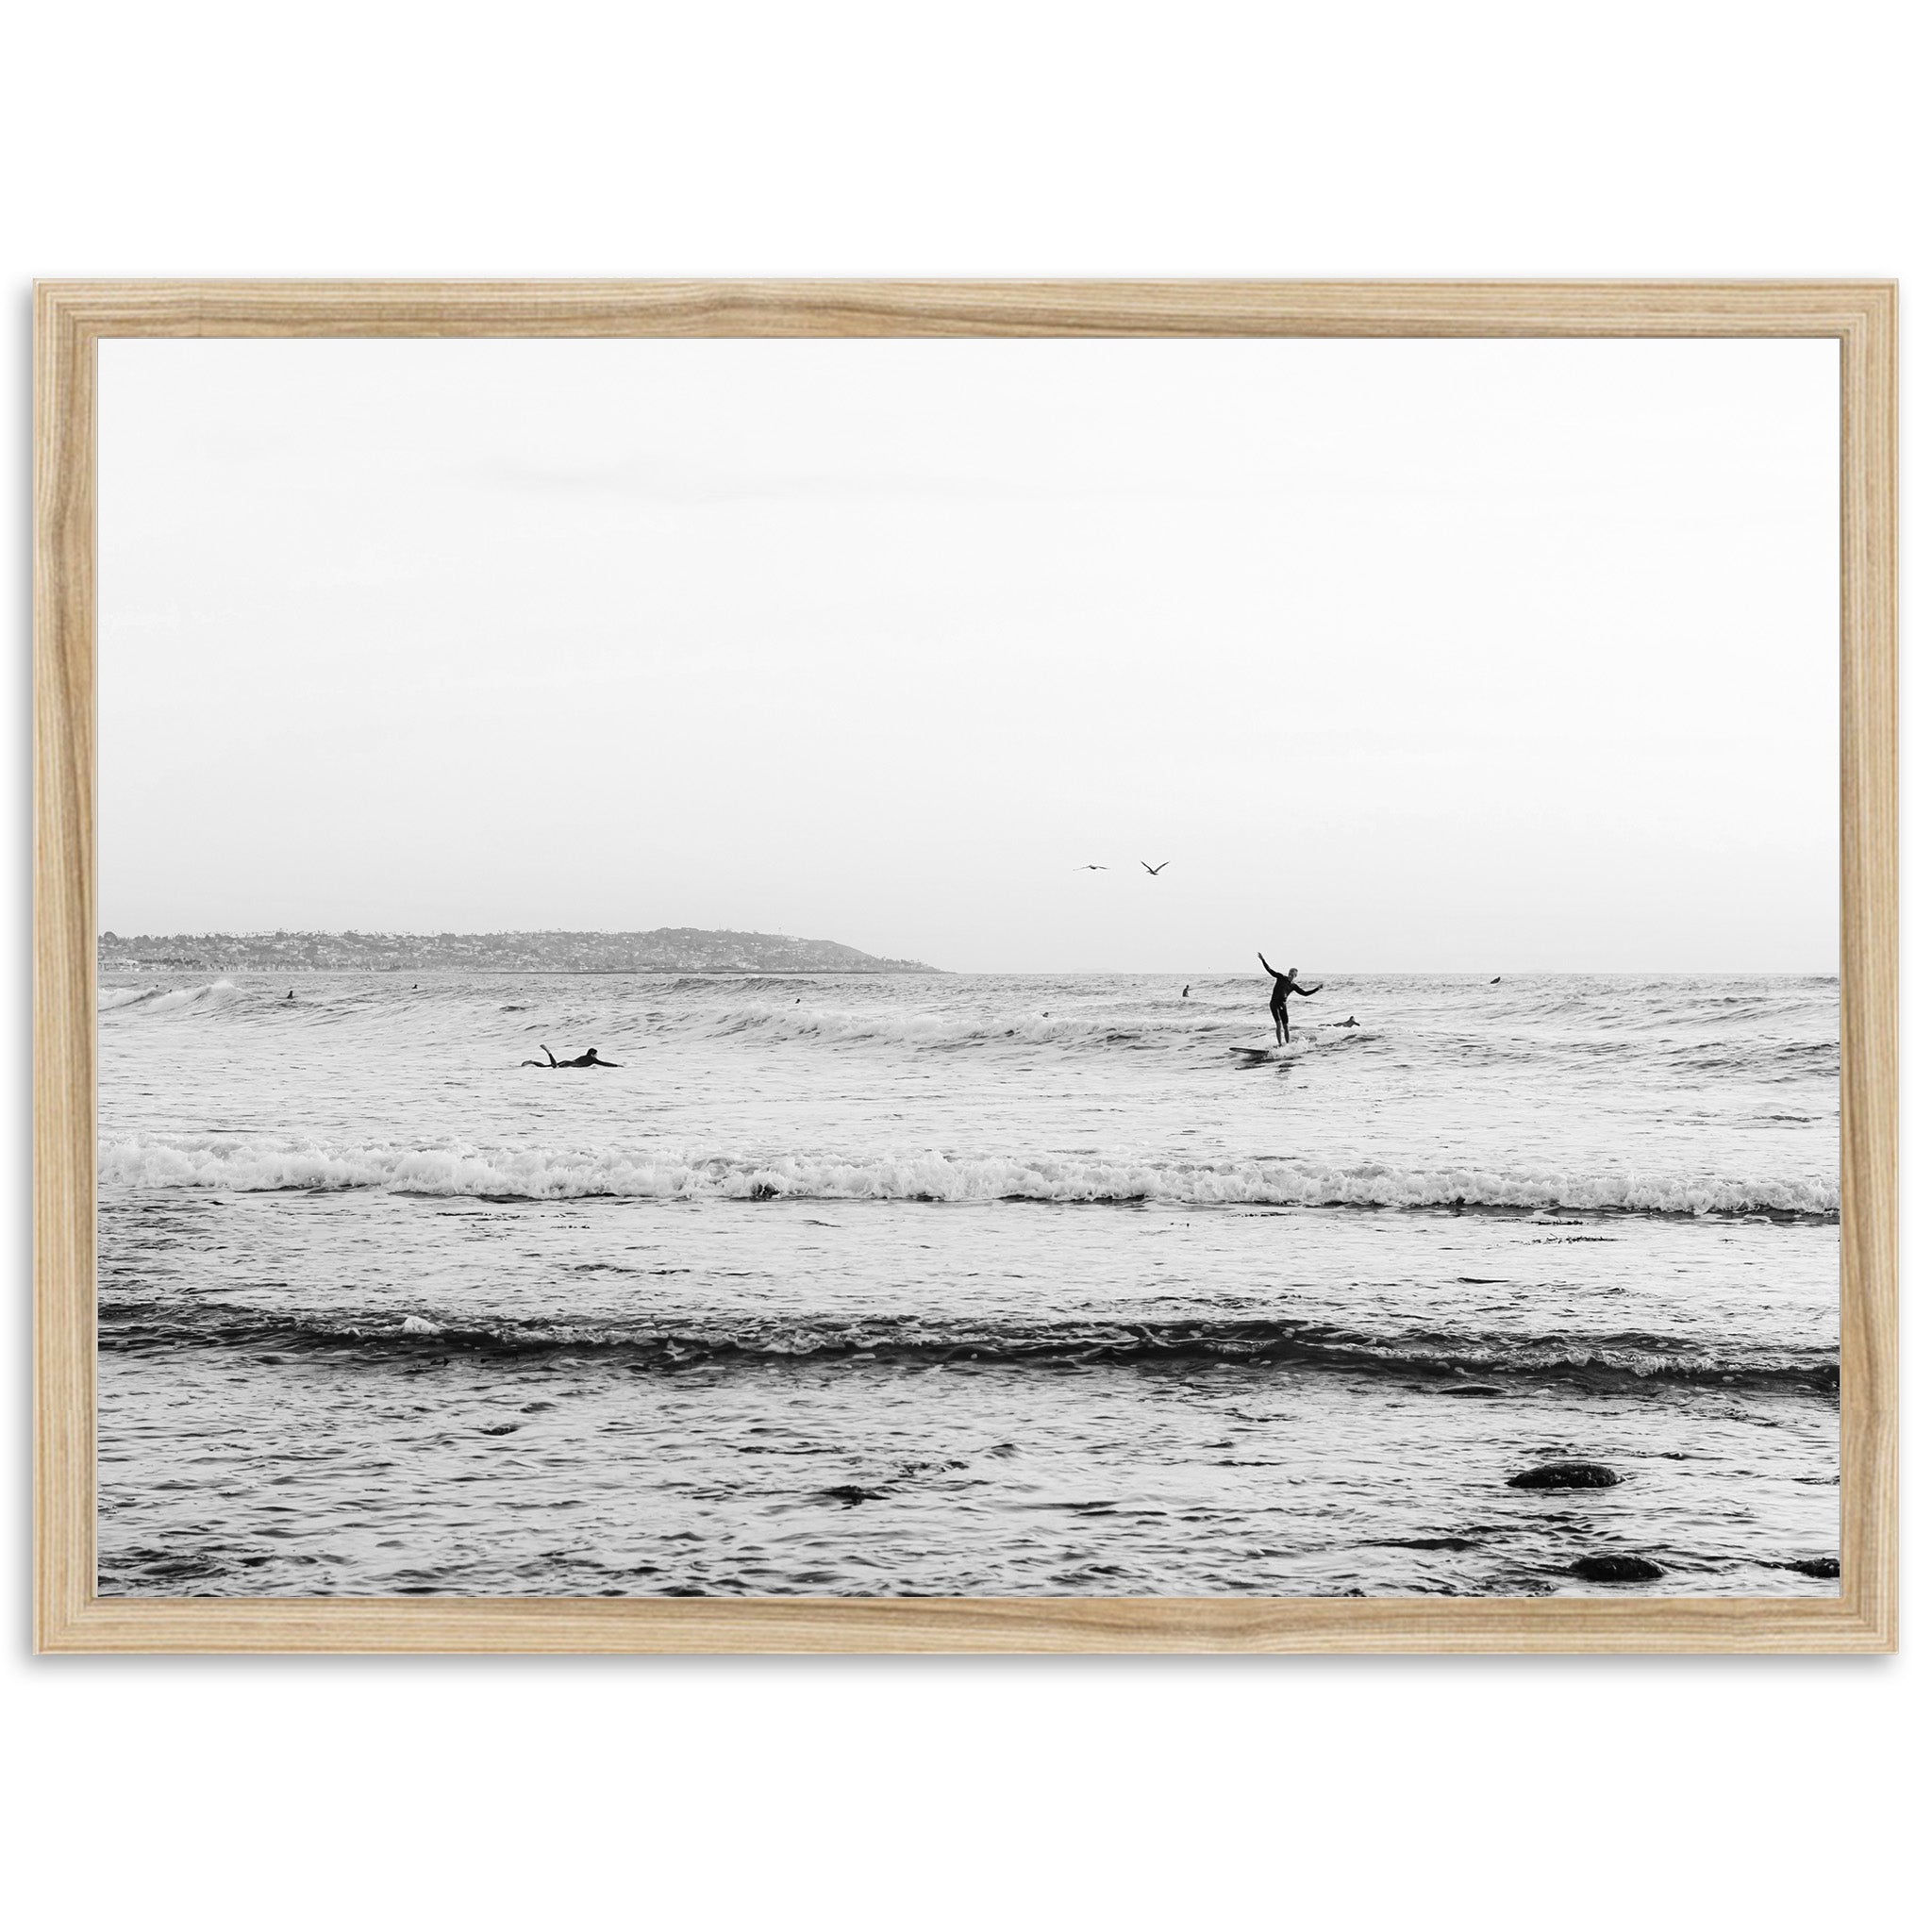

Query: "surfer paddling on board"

xmin=1257 ymin=954 xmax=1323 ymax=1045
xmin=522 ymin=1045 xmax=621 ymax=1068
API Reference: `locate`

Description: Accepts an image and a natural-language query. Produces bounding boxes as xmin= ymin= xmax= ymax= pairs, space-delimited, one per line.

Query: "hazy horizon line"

xmin=95 ymin=961 xmax=1841 ymax=978
xmin=94 ymin=925 xmax=1838 ymax=978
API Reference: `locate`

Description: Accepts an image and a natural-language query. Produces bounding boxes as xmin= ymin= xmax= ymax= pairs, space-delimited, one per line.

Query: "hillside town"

xmin=96 ymin=928 xmax=936 ymax=974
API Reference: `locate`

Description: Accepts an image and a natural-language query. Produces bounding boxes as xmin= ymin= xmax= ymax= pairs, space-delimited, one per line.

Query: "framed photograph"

xmin=35 ymin=281 xmax=1895 ymax=1653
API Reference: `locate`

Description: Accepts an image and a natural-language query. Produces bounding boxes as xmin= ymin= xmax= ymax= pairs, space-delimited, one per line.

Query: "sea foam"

xmin=97 ymin=1133 xmax=1841 ymax=1218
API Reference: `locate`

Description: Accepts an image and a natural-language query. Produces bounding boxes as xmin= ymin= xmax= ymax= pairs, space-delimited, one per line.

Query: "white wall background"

xmin=3 ymin=5 xmax=1919 ymax=1928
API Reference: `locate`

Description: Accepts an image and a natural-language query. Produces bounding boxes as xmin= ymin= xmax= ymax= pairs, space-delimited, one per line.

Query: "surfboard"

xmin=1229 ymin=1042 xmax=1291 ymax=1061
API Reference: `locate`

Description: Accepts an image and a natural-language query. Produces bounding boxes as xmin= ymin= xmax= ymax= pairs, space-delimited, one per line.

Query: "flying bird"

xmin=1141 ymin=860 xmax=1169 ymax=876
xmin=1075 ymin=864 xmax=1108 ymax=871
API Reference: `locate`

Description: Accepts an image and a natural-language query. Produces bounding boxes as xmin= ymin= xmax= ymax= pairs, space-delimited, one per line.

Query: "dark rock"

xmin=820 ymin=1484 xmax=887 ymax=1507
xmin=1571 ymin=1553 xmax=1665 ymax=1582
xmin=1508 ymin=1460 xmax=1621 ymax=1490
xmin=1789 ymin=1556 xmax=1840 ymax=1579
xmin=1441 ymin=1384 xmax=1505 ymax=1397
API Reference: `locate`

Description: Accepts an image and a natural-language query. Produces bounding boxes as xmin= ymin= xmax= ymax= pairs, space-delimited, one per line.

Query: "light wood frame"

xmin=35 ymin=280 xmax=1897 ymax=1654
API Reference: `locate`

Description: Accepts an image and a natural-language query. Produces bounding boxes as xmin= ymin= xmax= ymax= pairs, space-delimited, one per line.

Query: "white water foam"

xmin=98 ymin=1132 xmax=1841 ymax=1216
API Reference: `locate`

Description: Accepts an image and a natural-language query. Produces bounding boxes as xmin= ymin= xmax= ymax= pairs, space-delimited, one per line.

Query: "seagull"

xmin=1075 ymin=864 xmax=1108 ymax=871
xmin=1141 ymin=860 xmax=1169 ymax=876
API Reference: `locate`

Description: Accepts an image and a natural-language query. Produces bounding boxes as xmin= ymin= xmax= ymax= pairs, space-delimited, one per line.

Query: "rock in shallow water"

xmin=1571 ymin=1553 xmax=1665 ymax=1583
xmin=1568 ymin=1545 xmax=1661 ymax=1576
xmin=1508 ymin=1461 xmax=1622 ymax=1490
xmin=1789 ymin=1556 xmax=1840 ymax=1579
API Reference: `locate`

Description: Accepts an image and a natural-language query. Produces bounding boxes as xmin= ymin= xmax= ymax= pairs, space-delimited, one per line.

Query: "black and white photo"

xmin=95 ymin=335 xmax=1842 ymax=1599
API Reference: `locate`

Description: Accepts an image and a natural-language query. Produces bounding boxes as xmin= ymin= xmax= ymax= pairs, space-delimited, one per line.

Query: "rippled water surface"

xmin=97 ymin=971 xmax=1841 ymax=1596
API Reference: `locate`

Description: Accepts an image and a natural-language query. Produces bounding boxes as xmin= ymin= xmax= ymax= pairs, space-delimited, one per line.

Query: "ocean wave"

xmin=1661 ymin=1038 xmax=1841 ymax=1078
xmin=96 ymin=1301 xmax=1840 ymax=1395
xmin=99 ymin=978 xmax=239 ymax=1013
xmin=94 ymin=978 xmax=1840 ymax=1093
xmin=97 ymin=1133 xmax=1841 ymax=1219
xmin=95 ymin=977 xmax=1361 ymax=1056
xmin=691 ymin=1006 xmax=1364 ymax=1053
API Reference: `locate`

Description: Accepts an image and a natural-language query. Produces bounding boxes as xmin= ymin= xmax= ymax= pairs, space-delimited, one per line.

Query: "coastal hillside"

xmin=97 ymin=928 xmax=937 ymax=974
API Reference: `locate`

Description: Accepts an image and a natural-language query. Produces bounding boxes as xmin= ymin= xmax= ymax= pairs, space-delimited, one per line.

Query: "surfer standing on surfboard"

xmin=1257 ymin=954 xmax=1323 ymax=1044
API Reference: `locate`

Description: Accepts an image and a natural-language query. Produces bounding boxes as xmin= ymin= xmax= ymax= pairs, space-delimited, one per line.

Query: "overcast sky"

xmin=99 ymin=336 xmax=1839 ymax=973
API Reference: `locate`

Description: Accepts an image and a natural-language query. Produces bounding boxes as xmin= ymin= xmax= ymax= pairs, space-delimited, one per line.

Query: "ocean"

xmin=96 ymin=970 xmax=1841 ymax=1598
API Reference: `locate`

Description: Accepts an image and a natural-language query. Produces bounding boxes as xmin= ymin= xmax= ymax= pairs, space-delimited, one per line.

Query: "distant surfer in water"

xmin=1182 ymin=985 xmax=1191 ymax=999
xmin=522 ymin=1044 xmax=621 ymax=1068
xmin=1257 ymin=954 xmax=1323 ymax=1044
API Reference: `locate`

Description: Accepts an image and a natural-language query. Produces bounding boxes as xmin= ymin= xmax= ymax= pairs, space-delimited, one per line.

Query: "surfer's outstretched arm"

xmin=1288 ymin=979 xmax=1324 ymax=996
xmin=1257 ymin=953 xmax=1279 ymax=978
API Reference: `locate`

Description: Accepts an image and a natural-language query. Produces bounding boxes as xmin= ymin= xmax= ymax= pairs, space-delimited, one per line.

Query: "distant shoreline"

xmin=98 ymin=966 xmax=947 ymax=976
xmin=96 ymin=926 xmax=938 ymax=976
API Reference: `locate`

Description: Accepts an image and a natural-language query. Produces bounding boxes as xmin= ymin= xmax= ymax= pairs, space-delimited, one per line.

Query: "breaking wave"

xmin=98 ymin=978 xmax=239 ymax=1014
xmin=98 ymin=1133 xmax=1841 ymax=1219
xmin=96 ymin=1300 xmax=1840 ymax=1395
